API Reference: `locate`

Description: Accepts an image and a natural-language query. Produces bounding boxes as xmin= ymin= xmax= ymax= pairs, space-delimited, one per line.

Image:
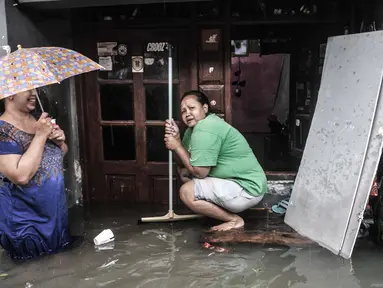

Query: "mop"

xmin=139 ymin=44 xmax=203 ymax=223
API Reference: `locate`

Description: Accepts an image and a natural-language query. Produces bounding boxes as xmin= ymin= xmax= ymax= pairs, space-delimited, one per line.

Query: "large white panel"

xmin=339 ymin=81 xmax=383 ymax=258
xmin=285 ymin=31 xmax=383 ymax=258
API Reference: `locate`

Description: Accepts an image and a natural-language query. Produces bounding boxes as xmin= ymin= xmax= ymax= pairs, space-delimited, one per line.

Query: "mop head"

xmin=138 ymin=211 xmax=203 ymax=224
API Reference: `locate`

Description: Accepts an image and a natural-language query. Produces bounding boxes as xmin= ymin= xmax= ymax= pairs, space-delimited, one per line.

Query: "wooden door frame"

xmin=76 ymin=27 xmax=194 ymax=204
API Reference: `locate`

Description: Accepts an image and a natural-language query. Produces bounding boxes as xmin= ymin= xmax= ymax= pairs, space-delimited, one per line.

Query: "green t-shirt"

xmin=182 ymin=114 xmax=267 ymax=197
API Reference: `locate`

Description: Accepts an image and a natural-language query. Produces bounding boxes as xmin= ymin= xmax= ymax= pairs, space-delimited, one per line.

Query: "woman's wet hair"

xmin=181 ymin=90 xmax=214 ymax=113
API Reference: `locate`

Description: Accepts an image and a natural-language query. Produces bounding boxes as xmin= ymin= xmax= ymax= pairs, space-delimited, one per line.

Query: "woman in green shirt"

xmin=165 ymin=90 xmax=267 ymax=231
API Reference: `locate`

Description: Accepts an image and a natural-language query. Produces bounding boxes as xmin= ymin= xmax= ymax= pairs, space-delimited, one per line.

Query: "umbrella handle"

xmin=35 ymin=91 xmax=45 ymax=113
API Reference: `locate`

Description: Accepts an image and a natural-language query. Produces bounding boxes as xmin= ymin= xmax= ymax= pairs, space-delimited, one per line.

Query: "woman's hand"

xmin=165 ymin=119 xmax=180 ymax=140
xmin=49 ymin=124 xmax=66 ymax=147
xmin=35 ymin=113 xmax=53 ymax=139
xmin=165 ymin=134 xmax=182 ymax=151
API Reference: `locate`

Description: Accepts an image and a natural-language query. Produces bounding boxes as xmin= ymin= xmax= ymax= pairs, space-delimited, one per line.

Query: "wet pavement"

xmin=1 ymin=205 xmax=383 ymax=288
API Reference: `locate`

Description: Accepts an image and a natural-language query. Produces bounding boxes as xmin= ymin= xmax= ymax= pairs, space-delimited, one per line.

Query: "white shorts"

xmin=193 ymin=177 xmax=264 ymax=213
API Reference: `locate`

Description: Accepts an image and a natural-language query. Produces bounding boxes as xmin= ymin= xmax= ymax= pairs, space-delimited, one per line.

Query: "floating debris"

xmin=94 ymin=229 xmax=115 ymax=246
xmin=203 ymin=242 xmax=230 ymax=253
xmin=98 ymin=259 xmax=119 ymax=270
xmin=95 ymin=242 xmax=115 ymax=251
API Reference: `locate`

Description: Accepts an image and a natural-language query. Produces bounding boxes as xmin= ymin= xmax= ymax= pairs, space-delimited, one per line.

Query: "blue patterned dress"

xmin=0 ymin=120 xmax=71 ymax=260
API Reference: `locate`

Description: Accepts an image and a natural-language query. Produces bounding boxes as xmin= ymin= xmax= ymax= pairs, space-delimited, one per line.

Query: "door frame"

xmin=76 ymin=27 xmax=195 ymax=204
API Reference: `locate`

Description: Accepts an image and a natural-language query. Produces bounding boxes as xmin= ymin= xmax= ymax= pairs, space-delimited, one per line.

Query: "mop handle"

xmin=168 ymin=44 xmax=173 ymax=212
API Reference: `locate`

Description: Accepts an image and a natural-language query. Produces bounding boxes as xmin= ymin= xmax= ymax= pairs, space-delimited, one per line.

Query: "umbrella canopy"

xmin=0 ymin=45 xmax=103 ymax=100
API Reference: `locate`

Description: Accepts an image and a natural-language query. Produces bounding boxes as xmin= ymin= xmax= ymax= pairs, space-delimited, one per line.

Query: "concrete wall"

xmin=1 ymin=0 xmax=82 ymax=208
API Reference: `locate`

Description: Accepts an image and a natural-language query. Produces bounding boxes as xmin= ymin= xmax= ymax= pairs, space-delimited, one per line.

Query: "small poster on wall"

xmin=97 ymin=42 xmax=118 ymax=57
xmin=132 ymin=56 xmax=144 ymax=73
xmin=97 ymin=42 xmax=132 ymax=79
xmin=98 ymin=56 xmax=113 ymax=71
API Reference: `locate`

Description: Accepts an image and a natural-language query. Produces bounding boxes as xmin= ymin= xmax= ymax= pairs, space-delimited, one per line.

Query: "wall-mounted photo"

xmin=231 ymin=40 xmax=248 ymax=56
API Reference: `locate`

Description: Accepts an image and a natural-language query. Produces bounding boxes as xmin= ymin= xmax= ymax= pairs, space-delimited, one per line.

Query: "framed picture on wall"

xmin=231 ymin=40 xmax=249 ymax=56
xmin=201 ymin=29 xmax=221 ymax=51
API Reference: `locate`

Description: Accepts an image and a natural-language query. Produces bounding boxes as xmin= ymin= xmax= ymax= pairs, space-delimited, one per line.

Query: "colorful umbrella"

xmin=0 ymin=45 xmax=104 ymax=111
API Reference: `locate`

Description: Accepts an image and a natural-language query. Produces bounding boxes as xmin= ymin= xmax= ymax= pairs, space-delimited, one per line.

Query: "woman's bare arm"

xmin=0 ymin=113 xmax=53 ymax=185
xmin=174 ymin=152 xmax=184 ymax=168
xmin=175 ymin=145 xmax=211 ymax=179
xmin=0 ymin=134 xmax=47 ymax=185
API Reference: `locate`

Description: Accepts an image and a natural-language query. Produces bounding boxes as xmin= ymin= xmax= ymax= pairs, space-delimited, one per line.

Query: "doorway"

xmin=230 ymin=40 xmax=291 ymax=171
xmin=80 ymin=29 xmax=191 ymax=204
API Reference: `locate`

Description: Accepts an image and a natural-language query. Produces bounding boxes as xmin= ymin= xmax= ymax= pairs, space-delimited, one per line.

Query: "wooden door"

xmin=81 ymin=29 xmax=191 ymax=205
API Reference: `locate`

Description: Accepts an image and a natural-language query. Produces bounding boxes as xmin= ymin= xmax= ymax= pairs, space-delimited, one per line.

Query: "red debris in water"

xmin=202 ymin=242 xmax=230 ymax=253
xmin=203 ymin=242 xmax=212 ymax=249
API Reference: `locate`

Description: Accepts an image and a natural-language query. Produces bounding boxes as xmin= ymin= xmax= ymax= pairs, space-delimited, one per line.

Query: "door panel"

xmin=102 ymin=126 xmax=136 ymax=161
xmin=107 ymin=175 xmax=136 ymax=202
xmin=151 ymin=176 xmax=179 ymax=205
xmin=145 ymin=84 xmax=180 ymax=121
xmin=83 ymin=29 xmax=191 ymax=205
xmin=147 ymin=126 xmax=169 ymax=162
xmin=99 ymin=84 xmax=134 ymax=121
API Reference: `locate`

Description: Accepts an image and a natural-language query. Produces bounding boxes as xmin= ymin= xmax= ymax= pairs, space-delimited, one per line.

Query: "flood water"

xmin=1 ymin=206 xmax=383 ymax=288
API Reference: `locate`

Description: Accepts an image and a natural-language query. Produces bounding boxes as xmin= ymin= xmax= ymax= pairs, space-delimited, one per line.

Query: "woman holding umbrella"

xmin=0 ymin=89 xmax=71 ymax=259
xmin=0 ymin=45 xmax=102 ymax=259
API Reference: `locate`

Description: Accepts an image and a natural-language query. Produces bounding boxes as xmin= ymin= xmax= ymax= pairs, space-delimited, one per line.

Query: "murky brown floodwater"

xmin=1 ymin=206 xmax=383 ymax=288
